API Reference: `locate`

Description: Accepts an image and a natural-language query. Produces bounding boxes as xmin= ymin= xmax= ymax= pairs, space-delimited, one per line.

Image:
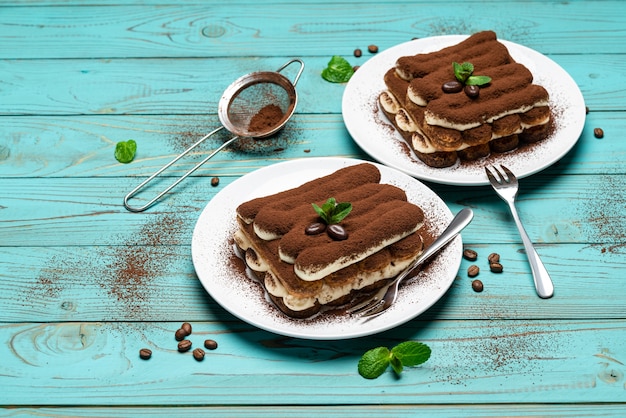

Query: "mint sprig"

xmin=358 ymin=341 xmax=431 ymax=379
xmin=115 ymin=139 xmax=137 ymax=163
xmin=312 ymin=198 xmax=352 ymax=225
xmin=453 ymin=62 xmax=491 ymax=87
xmin=321 ymin=56 xmax=355 ymax=83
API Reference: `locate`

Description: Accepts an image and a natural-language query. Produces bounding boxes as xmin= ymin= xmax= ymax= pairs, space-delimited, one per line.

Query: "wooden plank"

xmin=0 ymin=54 xmax=622 ymax=116
xmin=0 ymin=111 xmax=621 ymax=178
xmin=1 ymin=243 xmax=624 ymax=323
xmin=0 ymin=2 xmax=625 ymax=58
xmin=1 ymin=173 xmax=625 ymax=246
xmin=1 ymin=404 xmax=625 ymax=417
xmin=0 ymin=319 xmax=624 ymax=405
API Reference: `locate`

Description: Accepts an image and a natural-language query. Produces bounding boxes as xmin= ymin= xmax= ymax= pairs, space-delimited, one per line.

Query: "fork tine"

xmin=352 ymin=300 xmax=385 ymax=318
xmin=346 ymin=298 xmax=380 ymax=315
xmin=485 ymin=166 xmax=499 ymax=184
xmin=500 ymin=165 xmax=517 ymax=184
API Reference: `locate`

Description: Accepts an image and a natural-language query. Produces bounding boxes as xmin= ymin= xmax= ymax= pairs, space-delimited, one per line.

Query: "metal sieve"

xmin=123 ymin=58 xmax=304 ymax=212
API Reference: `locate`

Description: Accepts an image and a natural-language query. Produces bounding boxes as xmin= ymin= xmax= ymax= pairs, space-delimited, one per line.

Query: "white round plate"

xmin=342 ymin=35 xmax=586 ymax=186
xmin=191 ymin=157 xmax=462 ymax=340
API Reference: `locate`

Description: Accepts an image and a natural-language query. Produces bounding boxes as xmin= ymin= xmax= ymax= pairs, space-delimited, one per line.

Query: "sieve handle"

xmin=123 ymin=127 xmax=236 ymax=212
xmin=275 ymin=58 xmax=305 ymax=87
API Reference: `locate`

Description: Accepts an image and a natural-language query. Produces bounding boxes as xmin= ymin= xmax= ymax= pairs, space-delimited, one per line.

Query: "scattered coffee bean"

xmin=585 ymin=106 xmax=589 ymax=114
xmin=181 ymin=322 xmax=192 ymax=335
xmin=352 ymin=65 xmax=360 ymax=72
xmin=463 ymin=248 xmax=478 ymax=261
xmin=487 ymin=252 xmax=500 ymax=264
xmin=327 ymin=224 xmax=348 ymax=240
xmin=467 ymin=265 xmax=480 ymax=277
xmin=354 ymin=48 xmax=362 ymax=57
xmin=211 ymin=176 xmax=220 ymax=187
xmin=489 ymin=262 xmax=504 ymax=273
xmin=471 ymin=279 xmax=484 ymax=292
xmin=178 ymin=340 xmax=192 ymax=352
xmin=442 ymin=80 xmax=463 ymax=93
xmin=193 ymin=348 xmax=206 ymax=361
xmin=204 ymin=339 xmax=218 ymax=350
xmin=305 ymin=222 xmax=326 ymax=235
xmin=594 ymin=127 xmax=604 ymax=138
xmin=368 ymin=44 xmax=378 ymax=53
xmin=175 ymin=328 xmax=187 ymax=341
xmin=464 ymin=85 xmax=480 ymax=98
xmin=139 ymin=348 xmax=152 ymax=360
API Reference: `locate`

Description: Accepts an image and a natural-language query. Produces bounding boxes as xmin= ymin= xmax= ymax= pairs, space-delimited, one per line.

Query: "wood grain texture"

xmin=1 ymin=0 xmax=625 ymax=414
xmin=1 ymin=243 xmax=624 ymax=323
xmin=1 ymin=1 xmax=625 ymax=59
xmin=0 ymin=54 xmax=624 ymax=116
xmin=0 ymin=320 xmax=625 ymax=405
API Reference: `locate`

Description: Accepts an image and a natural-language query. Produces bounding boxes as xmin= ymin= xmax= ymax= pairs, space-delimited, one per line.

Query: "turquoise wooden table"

xmin=1 ymin=0 xmax=625 ymax=416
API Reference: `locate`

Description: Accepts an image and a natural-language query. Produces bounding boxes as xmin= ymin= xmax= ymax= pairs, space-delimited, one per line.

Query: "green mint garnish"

xmin=358 ymin=341 xmax=431 ymax=379
xmin=453 ymin=62 xmax=491 ymax=86
xmin=321 ymin=56 xmax=355 ymax=83
xmin=312 ymin=197 xmax=352 ymax=225
xmin=115 ymin=139 xmax=137 ymax=164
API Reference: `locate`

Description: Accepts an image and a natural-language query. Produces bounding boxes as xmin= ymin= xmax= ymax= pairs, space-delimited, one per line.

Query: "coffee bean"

xmin=471 ymin=279 xmax=484 ymax=292
xmin=181 ymin=322 xmax=192 ymax=335
xmin=585 ymin=106 xmax=589 ymax=114
xmin=463 ymin=248 xmax=478 ymax=261
xmin=327 ymin=224 xmax=348 ymax=240
xmin=305 ymin=222 xmax=326 ymax=235
xmin=368 ymin=44 xmax=378 ymax=53
xmin=178 ymin=340 xmax=192 ymax=352
xmin=490 ymin=262 xmax=503 ymax=273
xmin=193 ymin=348 xmax=205 ymax=361
xmin=467 ymin=265 xmax=480 ymax=277
xmin=464 ymin=85 xmax=480 ymax=98
xmin=442 ymin=80 xmax=463 ymax=93
xmin=594 ymin=128 xmax=604 ymax=138
xmin=175 ymin=328 xmax=187 ymax=341
xmin=204 ymin=339 xmax=218 ymax=350
xmin=211 ymin=176 xmax=219 ymax=187
xmin=139 ymin=348 xmax=152 ymax=360
xmin=488 ymin=252 xmax=500 ymax=264
xmin=354 ymin=48 xmax=362 ymax=57
xmin=352 ymin=65 xmax=360 ymax=72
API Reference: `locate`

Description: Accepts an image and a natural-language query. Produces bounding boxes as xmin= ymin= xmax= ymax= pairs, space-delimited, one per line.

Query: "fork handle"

xmin=507 ymin=202 xmax=554 ymax=298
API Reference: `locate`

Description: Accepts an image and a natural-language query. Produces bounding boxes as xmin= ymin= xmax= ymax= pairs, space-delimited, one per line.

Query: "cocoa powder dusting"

xmin=31 ymin=213 xmax=184 ymax=319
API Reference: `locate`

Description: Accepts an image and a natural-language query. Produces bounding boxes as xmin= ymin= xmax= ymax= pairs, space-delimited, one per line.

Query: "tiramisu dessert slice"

xmin=233 ymin=163 xmax=426 ymax=318
xmin=379 ymin=30 xmax=551 ymax=168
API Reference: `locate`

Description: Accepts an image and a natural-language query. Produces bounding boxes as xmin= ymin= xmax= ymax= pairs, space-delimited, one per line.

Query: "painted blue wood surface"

xmin=0 ymin=0 xmax=625 ymax=416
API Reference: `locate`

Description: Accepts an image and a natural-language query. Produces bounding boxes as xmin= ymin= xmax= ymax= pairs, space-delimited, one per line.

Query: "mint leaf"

xmin=312 ymin=198 xmax=352 ymax=225
xmin=329 ymin=202 xmax=352 ymax=224
xmin=115 ymin=139 xmax=137 ymax=163
xmin=358 ymin=341 xmax=431 ymax=379
xmin=321 ymin=56 xmax=355 ymax=83
xmin=389 ymin=355 xmax=403 ymax=374
xmin=391 ymin=341 xmax=431 ymax=367
xmin=453 ymin=61 xmax=473 ymax=83
xmin=358 ymin=346 xmax=391 ymax=379
xmin=466 ymin=75 xmax=491 ymax=86
xmin=453 ymin=62 xmax=490 ymax=86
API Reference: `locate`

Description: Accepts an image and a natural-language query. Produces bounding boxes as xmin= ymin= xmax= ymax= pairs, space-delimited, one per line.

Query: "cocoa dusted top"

xmin=236 ymin=163 xmax=425 ymax=282
xmin=237 ymin=163 xmax=381 ymax=224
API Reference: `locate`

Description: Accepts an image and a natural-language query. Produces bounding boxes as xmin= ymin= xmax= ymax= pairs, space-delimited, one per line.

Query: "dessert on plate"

xmin=379 ymin=30 xmax=552 ymax=168
xmin=233 ymin=163 xmax=427 ymax=318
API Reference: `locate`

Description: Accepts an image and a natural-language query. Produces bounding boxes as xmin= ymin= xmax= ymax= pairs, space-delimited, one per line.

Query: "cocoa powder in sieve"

xmin=248 ymin=104 xmax=284 ymax=133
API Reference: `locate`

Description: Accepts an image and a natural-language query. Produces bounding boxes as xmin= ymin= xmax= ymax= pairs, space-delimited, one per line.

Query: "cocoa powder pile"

xmin=248 ymin=104 xmax=284 ymax=133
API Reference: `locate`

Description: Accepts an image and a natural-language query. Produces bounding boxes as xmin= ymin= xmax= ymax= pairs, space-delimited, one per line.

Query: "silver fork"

xmin=485 ymin=165 xmax=554 ymax=299
xmin=348 ymin=207 xmax=474 ymax=319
